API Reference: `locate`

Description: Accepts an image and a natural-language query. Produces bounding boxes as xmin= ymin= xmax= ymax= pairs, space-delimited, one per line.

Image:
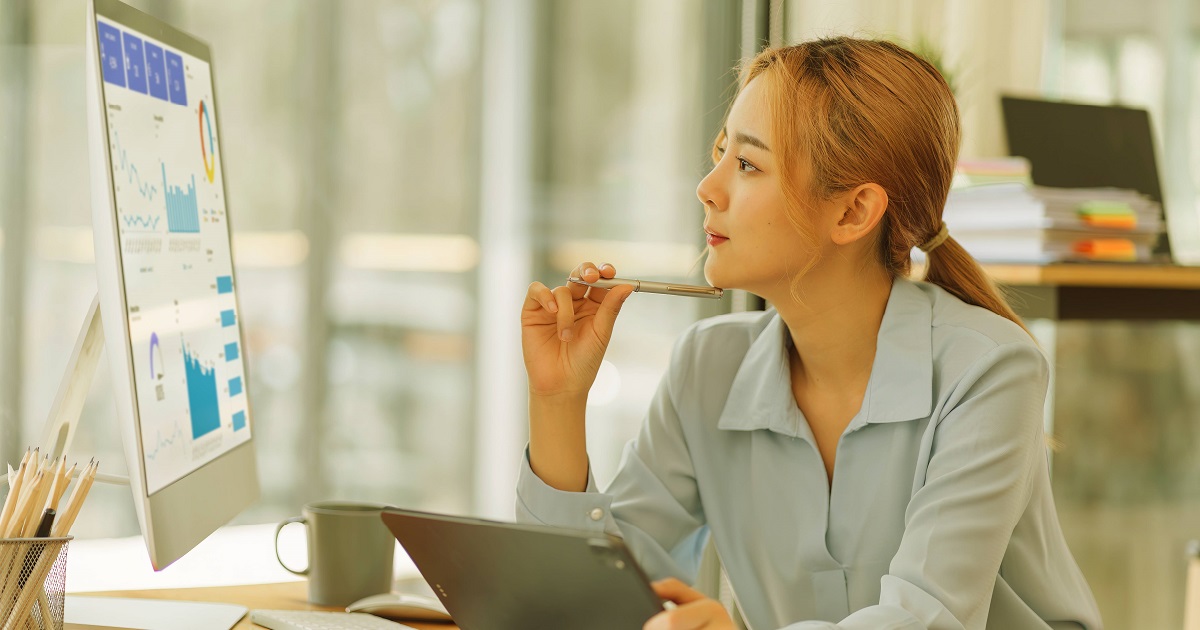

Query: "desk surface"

xmin=982 ymin=263 xmax=1200 ymax=289
xmin=69 ymin=582 xmax=457 ymax=630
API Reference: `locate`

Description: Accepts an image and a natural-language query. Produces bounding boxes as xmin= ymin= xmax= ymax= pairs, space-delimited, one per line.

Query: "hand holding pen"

xmin=522 ymin=262 xmax=638 ymax=401
xmin=522 ymin=261 xmax=723 ymax=399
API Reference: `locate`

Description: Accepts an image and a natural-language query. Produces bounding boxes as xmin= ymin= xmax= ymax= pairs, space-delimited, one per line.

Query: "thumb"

xmin=592 ymin=284 xmax=635 ymax=341
xmin=651 ymin=578 xmax=707 ymax=604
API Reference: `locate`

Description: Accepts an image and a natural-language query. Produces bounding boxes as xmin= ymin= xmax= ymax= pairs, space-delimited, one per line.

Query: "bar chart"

xmin=162 ymin=163 xmax=200 ymax=233
xmin=182 ymin=341 xmax=221 ymax=440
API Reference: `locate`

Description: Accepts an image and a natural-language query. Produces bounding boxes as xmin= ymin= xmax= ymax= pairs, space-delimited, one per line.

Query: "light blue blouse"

xmin=516 ymin=277 xmax=1102 ymax=630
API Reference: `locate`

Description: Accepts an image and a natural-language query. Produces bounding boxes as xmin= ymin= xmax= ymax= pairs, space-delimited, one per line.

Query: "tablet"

xmin=380 ymin=507 xmax=667 ymax=629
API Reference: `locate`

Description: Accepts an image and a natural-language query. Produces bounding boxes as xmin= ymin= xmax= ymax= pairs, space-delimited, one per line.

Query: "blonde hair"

xmin=715 ymin=37 xmax=1028 ymax=334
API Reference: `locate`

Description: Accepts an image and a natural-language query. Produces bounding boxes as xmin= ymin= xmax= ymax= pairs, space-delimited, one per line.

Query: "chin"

xmin=703 ymin=257 xmax=734 ymax=290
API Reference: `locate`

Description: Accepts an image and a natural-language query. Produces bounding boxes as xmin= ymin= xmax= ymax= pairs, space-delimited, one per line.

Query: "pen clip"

xmin=666 ymin=285 xmax=723 ymax=297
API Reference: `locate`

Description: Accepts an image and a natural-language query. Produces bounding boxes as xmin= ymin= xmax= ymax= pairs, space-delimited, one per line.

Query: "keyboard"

xmin=249 ymin=609 xmax=419 ymax=630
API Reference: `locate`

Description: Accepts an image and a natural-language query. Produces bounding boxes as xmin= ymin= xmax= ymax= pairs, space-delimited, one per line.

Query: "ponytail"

xmin=922 ymin=235 xmax=1030 ymax=336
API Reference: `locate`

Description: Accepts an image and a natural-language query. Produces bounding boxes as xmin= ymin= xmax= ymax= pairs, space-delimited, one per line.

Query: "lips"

xmin=705 ymin=226 xmax=728 ymax=246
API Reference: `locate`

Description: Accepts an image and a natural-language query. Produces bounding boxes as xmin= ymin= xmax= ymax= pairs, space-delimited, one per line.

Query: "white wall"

xmin=784 ymin=0 xmax=1050 ymax=158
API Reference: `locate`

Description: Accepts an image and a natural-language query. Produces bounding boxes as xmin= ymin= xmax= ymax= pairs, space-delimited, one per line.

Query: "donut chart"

xmin=198 ymin=99 xmax=215 ymax=183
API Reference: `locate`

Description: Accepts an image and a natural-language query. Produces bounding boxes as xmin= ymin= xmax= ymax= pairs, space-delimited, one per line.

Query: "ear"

xmin=831 ymin=183 xmax=888 ymax=246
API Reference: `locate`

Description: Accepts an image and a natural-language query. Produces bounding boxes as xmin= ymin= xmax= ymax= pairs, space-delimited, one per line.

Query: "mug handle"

xmin=274 ymin=516 xmax=309 ymax=576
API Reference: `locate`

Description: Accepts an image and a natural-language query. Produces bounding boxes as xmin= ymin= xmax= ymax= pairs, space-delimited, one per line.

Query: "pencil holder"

xmin=0 ymin=537 xmax=70 ymax=630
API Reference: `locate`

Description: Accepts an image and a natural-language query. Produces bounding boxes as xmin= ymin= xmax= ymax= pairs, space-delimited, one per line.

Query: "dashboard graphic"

xmin=98 ymin=17 xmax=250 ymax=495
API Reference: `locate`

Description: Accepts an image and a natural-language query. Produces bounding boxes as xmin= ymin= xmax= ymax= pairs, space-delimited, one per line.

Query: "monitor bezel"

xmin=87 ymin=0 xmax=259 ymax=570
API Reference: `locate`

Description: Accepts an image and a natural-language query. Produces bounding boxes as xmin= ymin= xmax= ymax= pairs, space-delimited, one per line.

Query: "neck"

xmin=767 ymin=265 xmax=893 ymax=393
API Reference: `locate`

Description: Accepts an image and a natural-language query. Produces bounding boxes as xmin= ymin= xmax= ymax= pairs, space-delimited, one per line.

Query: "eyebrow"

xmin=723 ymin=127 xmax=771 ymax=152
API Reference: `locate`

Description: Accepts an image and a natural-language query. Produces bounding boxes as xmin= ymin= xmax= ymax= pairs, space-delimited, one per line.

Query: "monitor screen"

xmin=95 ymin=15 xmax=250 ymax=495
xmin=1001 ymin=95 xmax=1165 ymax=203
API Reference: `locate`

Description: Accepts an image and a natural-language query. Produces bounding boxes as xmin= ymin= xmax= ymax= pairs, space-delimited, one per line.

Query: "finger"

xmin=585 ymin=263 xmax=618 ymax=304
xmin=523 ymin=281 xmax=558 ymax=314
xmin=579 ymin=261 xmax=602 ymax=281
xmin=569 ymin=261 xmax=601 ymax=300
xmin=644 ymin=600 xmax=728 ymax=630
xmin=592 ymin=283 xmax=635 ymax=339
xmin=651 ymin=578 xmax=707 ymax=605
xmin=551 ymin=285 xmax=576 ymax=341
xmin=585 ymin=283 xmax=609 ymax=305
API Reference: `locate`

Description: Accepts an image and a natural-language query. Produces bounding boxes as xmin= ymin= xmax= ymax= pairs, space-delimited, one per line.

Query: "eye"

xmin=715 ymin=145 xmax=726 ymax=156
xmin=737 ymin=157 xmax=758 ymax=173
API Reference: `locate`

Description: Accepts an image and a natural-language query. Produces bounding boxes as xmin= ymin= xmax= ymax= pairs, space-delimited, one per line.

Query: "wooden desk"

xmin=982 ymin=263 xmax=1200 ymax=320
xmin=68 ymin=582 xmax=457 ymax=630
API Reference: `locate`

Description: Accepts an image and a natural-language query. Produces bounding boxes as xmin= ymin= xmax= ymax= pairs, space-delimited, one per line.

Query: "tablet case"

xmin=380 ymin=507 xmax=665 ymax=630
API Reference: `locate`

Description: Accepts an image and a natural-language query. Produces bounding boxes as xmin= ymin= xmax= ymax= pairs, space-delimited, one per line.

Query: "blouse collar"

xmin=717 ymin=277 xmax=934 ymax=438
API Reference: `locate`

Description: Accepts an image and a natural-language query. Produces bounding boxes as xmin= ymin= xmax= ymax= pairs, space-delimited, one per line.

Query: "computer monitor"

xmin=83 ymin=0 xmax=258 ymax=571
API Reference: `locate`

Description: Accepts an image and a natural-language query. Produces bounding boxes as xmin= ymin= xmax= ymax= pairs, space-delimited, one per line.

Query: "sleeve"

xmin=781 ymin=342 xmax=1050 ymax=630
xmin=515 ymin=326 xmax=708 ymax=583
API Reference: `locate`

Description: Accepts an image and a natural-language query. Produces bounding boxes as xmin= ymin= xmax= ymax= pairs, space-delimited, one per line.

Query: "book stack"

xmin=952 ymin=157 xmax=1033 ymax=188
xmin=938 ymin=182 xmax=1166 ymax=264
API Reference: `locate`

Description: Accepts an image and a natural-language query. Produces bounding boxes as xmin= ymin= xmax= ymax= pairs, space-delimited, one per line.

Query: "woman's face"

xmin=697 ymin=76 xmax=818 ymax=297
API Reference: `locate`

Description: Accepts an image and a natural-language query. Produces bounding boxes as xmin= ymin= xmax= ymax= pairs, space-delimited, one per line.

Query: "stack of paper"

xmin=940 ymin=183 xmax=1165 ymax=264
xmin=952 ymin=157 xmax=1033 ymax=188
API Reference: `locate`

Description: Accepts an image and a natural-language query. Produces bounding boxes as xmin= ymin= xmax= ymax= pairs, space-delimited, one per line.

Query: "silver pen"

xmin=567 ymin=272 xmax=724 ymax=299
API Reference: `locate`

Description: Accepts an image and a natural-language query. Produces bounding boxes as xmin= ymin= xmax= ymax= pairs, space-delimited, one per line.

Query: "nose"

xmin=696 ymin=162 xmax=727 ymax=215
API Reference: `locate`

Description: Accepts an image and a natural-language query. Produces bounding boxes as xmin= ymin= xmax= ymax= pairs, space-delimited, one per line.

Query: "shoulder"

xmin=664 ymin=309 xmax=776 ymax=386
xmin=914 ymin=280 xmax=1047 ymax=375
xmin=909 ymin=281 xmax=1049 ymax=424
xmin=677 ymin=308 xmax=776 ymax=357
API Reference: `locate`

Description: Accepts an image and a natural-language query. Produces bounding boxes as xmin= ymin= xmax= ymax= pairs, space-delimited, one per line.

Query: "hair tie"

xmin=918 ymin=221 xmax=950 ymax=253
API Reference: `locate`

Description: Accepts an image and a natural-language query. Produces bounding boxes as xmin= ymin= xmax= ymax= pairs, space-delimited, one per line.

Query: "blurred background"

xmin=1 ymin=0 xmax=1198 ymax=627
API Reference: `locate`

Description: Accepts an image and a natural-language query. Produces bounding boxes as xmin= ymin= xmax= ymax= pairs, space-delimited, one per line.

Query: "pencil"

xmin=5 ymin=471 xmax=43 ymax=539
xmin=55 ymin=458 xmax=67 ymax=496
xmin=0 ymin=460 xmax=27 ymax=537
xmin=49 ymin=462 xmax=76 ymax=513
xmin=14 ymin=457 xmax=49 ymax=537
xmin=52 ymin=462 xmax=92 ymax=537
xmin=44 ymin=457 xmax=61 ymax=514
xmin=9 ymin=448 xmax=29 ymax=487
xmin=53 ymin=461 xmax=98 ymax=538
xmin=20 ymin=466 xmax=54 ymax=538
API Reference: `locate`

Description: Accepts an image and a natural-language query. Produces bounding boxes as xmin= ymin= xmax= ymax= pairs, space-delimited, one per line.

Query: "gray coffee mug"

xmin=274 ymin=500 xmax=395 ymax=606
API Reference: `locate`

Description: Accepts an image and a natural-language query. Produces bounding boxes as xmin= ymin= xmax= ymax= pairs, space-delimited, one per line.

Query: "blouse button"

xmin=589 ymin=508 xmax=604 ymax=521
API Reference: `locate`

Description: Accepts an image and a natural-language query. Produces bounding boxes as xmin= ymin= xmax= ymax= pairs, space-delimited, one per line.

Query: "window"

xmin=0 ymin=0 xmax=743 ymax=547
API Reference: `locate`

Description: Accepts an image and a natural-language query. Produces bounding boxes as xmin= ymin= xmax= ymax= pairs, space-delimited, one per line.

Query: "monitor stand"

xmin=9 ymin=295 xmax=248 ymax=629
xmin=0 ymin=295 xmax=119 ymax=488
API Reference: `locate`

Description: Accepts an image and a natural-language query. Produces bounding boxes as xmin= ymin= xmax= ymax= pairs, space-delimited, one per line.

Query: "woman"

xmin=517 ymin=37 xmax=1101 ymax=630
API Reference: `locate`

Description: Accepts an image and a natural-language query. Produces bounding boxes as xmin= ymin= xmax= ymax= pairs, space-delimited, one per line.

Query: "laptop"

xmin=1000 ymin=95 xmax=1173 ymax=260
xmin=380 ymin=507 xmax=667 ymax=630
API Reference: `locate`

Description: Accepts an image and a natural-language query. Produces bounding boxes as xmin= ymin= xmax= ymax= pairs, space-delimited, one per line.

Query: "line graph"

xmin=143 ymin=424 xmax=185 ymax=461
xmin=122 ymin=214 xmax=161 ymax=231
xmin=110 ymin=131 xmax=160 ymax=203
